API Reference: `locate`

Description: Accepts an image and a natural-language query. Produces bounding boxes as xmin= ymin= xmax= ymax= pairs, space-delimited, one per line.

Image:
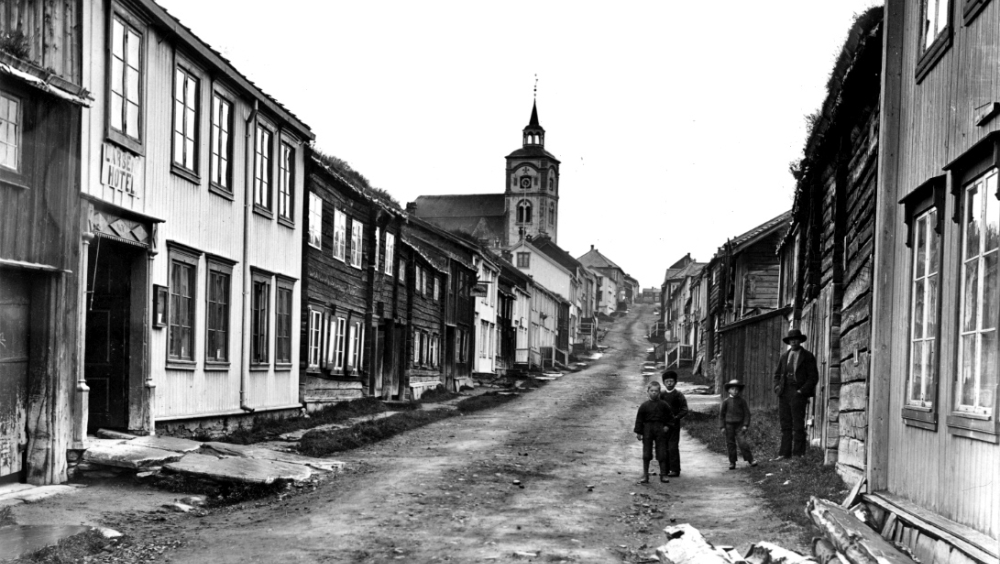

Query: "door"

xmin=374 ymin=327 xmax=385 ymax=395
xmin=444 ymin=327 xmax=455 ymax=391
xmin=0 ymin=270 xmax=30 ymax=483
xmin=85 ymin=245 xmax=132 ymax=430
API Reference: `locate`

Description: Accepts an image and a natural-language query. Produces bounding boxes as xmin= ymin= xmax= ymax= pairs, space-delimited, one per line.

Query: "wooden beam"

xmin=808 ymin=498 xmax=914 ymax=564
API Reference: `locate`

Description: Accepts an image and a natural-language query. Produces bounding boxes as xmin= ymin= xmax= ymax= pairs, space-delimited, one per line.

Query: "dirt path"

xmin=26 ymin=304 xmax=809 ymax=563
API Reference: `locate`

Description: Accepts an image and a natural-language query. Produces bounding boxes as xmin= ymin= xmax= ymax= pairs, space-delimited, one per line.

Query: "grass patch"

xmin=418 ymin=386 xmax=458 ymax=403
xmin=0 ymin=505 xmax=14 ymax=526
xmin=297 ymin=391 xmax=521 ymax=457
xmin=218 ymin=397 xmax=389 ymax=444
xmin=684 ymin=406 xmax=848 ymax=543
xmin=13 ymin=529 xmax=112 ymax=564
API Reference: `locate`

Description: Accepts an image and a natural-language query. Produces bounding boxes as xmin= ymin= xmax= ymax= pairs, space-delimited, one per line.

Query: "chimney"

xmin=590 ymin=244 xmax=594 ymax=251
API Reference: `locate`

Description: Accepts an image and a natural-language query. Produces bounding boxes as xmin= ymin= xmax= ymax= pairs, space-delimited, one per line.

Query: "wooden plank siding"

xmin=403 ymin=234 xmax=448 ymax=399
xmin=0 ymin=0 xmax=82 ymax=85
xmin=717 ymin=308 xmax=790 ymax=411
xmin=876 ymin=0 xmax=1000 ymax=545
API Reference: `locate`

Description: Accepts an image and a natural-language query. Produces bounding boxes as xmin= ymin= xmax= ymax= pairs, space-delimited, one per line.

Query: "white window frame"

xmin=308 ymin=309 xmax=322 ymax=369
xmin=385 ymin=233 xmax=395 ymax=275
xmin=0 ymin=91 xmax=22 ymax=175
xmin=907 ymin=208 xmax=939 ymax=409
xmin=350 ymin=220 xmax=363 ymax=269
xmin=253 ymin=124 xmax=273 ymax=211
xmin=333 ymin=316 xmax=347 ymax=370
xmin=921 ymin=0 xmax=950 ymax=52
xmin=333 ymin=209 xmax=346 ymax=262
xmin=374 ymin=227 xmax=381 ymax=273
xmin=172 ymin=65 xmax=199 ymax=172
xmin=956 ymin=170 xmax=999 ymax=416
xmin=308 ymin=192 xmax=322 ymax=249
xmin=209 ymin=92 xmax=232 ymax=190
xmin=415 ymin=265 xmax=424 ymax=296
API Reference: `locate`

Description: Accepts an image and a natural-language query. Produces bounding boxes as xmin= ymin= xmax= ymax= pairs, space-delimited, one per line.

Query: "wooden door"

xmin=85 ymin=247 xmax=132 ymax=430
xmin=0 ymin=270 xmax=30 ymax=483
xmin=445 ymin=327 xmax=455 ymax=391
xmin=374 ymin=327 xmax=385 ymax=395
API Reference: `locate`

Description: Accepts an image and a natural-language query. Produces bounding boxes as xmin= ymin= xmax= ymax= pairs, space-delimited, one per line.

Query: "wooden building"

xmin=661 ymin=257 xmax=706 ymax=370
xmin=578 ymin=246 xmax=627 ymax=315
xmin=707 ymin=212 xmax=791 ymax=405
xmin=79 ymin=0 xmax=313 ymax=437
xmin=300 ymin=155 xmax=402 ymax=408
xmin=399 ymin=237 xmax=447 ymax=399
xmin=0 ymin=0 xmax=89 ymax=484
xmin=867 ymin=1 xmax=1000 ymax=560
xmin=530 ymin=282 xmax=561 ymax=370
xmin=780 ymin=10 xmax=882 ymax=469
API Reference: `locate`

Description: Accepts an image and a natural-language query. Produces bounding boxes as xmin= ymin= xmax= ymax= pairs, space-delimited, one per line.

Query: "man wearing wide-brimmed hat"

xmin=772 ymin=328 xmax=819 ymax=458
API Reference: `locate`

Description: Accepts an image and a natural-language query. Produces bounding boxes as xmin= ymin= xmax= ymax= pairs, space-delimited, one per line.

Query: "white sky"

xmin=158 ymin=0 xmax=882 ymax=288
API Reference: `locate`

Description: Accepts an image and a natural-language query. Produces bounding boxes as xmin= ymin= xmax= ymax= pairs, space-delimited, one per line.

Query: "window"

xmin=308 ymin=192 xmax=322 ymax=249
xmin=251 ymin=273 xmax=270 ymax=365
xmin=549 ymin=202 xmax=555 ymax=225
xmin=430 ymin=333 xmax=439 ymax=368
xmin=308 ymin=309 xmax=322 ymax=368
xmin=517 ymin=252 xmax=530 ymax=268
xmin=206 ymin=260 xmax=232 ymax=365
xmin=333 ymin=317 xmax=347 ymax=370
xmin=433 ymin=277 xmax=440 ymax=301
xmin=907 ymin=208 xmax=940 ymax=414
xmin=333 ymin=209 xmax=346 ymax=261
xmin=517 ymin=200 xmax=532 ymax=224
xmin=350 ymin=220 xmax=363 ymax=269
xmin=415 ymin=265 xmax=424 ymax=295
xmin=457 ymin=328 xmax=469 ymax=364
xmin=413 ymin=329 xmax=423 ymax=365
xmin=385 ymin=233 xmax=395 ymax=275
xmin=209 ymin=93 xmax=232 ymax=191
xmin=916 ymin=0 xmax=952 ymax=82
xmin=109 ymin=13 xmax=143 ymax=147
xmin=956 ymin=171 xmax=999 ymax=417
xmin=253 ymin=124 xmax=272 ymax=212
xmin=275 ymin=281 xmax=293 ymax=366
xmin=169 ymin=250 xmax=198 ymax=364
xmin=398 ymin=259 xmax=406 ymax=283
xmin=172 ymin=66 xmax=199 ymax=173
xmin=374 ymin=227 xmax=381 ymax=272
xmin=348 ymin=320 xmax=364 ymax=369
xmin=0 ymin=92 xmax=21 ymax=174
xmin=278 ymin=142 xmax=294 ymax=224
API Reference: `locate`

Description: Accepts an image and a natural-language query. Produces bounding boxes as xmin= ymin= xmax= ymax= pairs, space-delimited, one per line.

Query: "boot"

xmin=638 ymin=459 xmax=650 ymax=483
xmin=658 ymin=462 xmax=669 ymax=483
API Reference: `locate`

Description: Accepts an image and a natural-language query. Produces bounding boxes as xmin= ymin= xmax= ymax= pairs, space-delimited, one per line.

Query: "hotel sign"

xmin=101 ymin=143 xmax=138 ymax=196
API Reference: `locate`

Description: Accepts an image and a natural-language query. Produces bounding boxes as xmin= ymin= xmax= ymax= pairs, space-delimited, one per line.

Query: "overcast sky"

xmin=158 ymin=0 xmax=882 ymax=288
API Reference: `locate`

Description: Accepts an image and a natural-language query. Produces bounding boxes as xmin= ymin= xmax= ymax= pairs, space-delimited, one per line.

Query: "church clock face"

xmin=520 ymin=177 xmax=532 ymax=190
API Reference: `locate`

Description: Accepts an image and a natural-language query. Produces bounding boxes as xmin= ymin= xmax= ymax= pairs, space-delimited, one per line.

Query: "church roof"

xmin=527 ymin=101 xmax=542 ymax=130
xmin=506 ymin=145 xmax=560 ymax=162
xmin=408 ymin=194 xmax=507 ymax=243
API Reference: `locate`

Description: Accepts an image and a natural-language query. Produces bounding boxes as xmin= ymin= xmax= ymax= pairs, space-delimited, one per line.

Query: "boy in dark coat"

xmin=634 ymin=381 xmax=674 ymax=483
xmin=719 ymin=379 xmax=757 ymax=469
xmin=659 ymin=371 xmax=689 ymax=477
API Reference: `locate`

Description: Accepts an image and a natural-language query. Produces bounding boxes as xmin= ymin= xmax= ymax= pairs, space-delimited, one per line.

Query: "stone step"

xmin=199 ymin=442 xmax=344 ymax=473
xmin=164 ymin=453 xmax=312 ymax=485
xmin=83 ymin=441 xmax=183 ymax=470
xmin=130 ymin=435 xmax=203 ymax=453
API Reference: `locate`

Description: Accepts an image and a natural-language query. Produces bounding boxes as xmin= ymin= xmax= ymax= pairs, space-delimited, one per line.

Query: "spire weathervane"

xmin=534 ymin=74 xmax=538 ymax=101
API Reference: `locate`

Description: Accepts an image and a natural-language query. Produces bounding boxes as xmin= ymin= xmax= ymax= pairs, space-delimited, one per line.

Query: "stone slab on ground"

xmin=0 ymin=525 xmax=97 ymax=560
xmin=278 ymin=411 xmax=397 ymax=441
xmin=16 ymin=485 xmax=79 ymax=504
xmin=164 ymin=453 xmax=313 ymax=484
xmin=83 ymin=441 xmax=184 ymax=470
xmin=199 ymin=442 xmax=345 ymax=473
xmin=130 ymin=435 xmax=203 ymax=453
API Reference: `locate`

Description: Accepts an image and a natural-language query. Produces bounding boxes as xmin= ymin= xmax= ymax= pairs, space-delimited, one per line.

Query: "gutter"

xmin=240 ymin=100 xmax=259 ymax=413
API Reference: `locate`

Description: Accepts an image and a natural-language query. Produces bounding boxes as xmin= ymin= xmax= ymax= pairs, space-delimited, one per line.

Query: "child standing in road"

xmin=634 ymin=381 xmax=674 ymax=484
xmin=659 ymin=371 xmax=689 ymax=477
xmin=719 ymin=379 xmax=757 ymax=470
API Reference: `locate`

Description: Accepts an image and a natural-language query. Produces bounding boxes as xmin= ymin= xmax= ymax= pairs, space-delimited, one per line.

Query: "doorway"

xmin=0 ymin=270 xmax=30 ymax=483
xmin=85 ymin=242 xmax=135 ymax=431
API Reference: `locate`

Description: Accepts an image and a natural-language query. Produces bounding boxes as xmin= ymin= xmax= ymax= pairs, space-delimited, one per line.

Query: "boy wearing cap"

xmin=659 ymin=371 xmax=689 ymax=477
xmin=634 ymin=381 xmax=674 ymax=484
xmin=719 ymin=380 xmax=757 ymax=469
xmin=772 ymin=329 xmax=819 ymax=458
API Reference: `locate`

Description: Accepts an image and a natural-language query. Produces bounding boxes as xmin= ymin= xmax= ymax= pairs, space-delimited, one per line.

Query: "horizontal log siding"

xmin=881 ymin=0 xmax=999 ymax=539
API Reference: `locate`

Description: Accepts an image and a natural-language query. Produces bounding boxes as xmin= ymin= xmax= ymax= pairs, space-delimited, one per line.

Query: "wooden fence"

xmin=717 ymin=307 xmax=791 ymax=410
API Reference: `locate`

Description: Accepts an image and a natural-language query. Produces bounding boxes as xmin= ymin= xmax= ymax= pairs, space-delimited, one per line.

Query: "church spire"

xmin=523 ymin=101 xmax=545 ymax=147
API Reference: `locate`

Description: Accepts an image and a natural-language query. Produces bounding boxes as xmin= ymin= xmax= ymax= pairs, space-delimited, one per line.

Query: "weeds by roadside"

xmin=0 ymin=505 xmax=14 ymax=526
xmin=298 ymin=392 xmax=521 ymax=457
xmin=11 ymin=529 xmax=111 ymax=564
xmin=218 ymin=397 xmax=391 ymax=444
xmin=684 ymin=406 xmax=848 ymax=544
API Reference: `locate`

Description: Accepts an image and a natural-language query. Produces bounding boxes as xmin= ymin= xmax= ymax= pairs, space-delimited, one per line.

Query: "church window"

xmin=549 ymin=202 xmax=555 ymax=224
xmin=517 ymin=200 xmax=532 ymax=224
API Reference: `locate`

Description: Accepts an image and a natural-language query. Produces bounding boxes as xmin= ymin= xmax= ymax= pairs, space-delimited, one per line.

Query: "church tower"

xmin=505 ymin=100 xmax=560 ymax=246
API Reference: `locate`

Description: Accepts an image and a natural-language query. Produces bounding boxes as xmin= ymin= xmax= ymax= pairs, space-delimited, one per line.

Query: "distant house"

xmin=707 ymin=211 xmax=792 ymax=402
xmin=399 ymin=237 xmax=448 ymax=400
xmin=577 ymin=245 xmax=630 ymax=314
xmin=661 ymin=257 xmax=706 ymax=370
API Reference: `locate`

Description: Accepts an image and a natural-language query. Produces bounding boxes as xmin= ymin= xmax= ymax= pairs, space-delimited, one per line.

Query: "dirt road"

xmin=66 ymin=305 xmax=809 ymax=563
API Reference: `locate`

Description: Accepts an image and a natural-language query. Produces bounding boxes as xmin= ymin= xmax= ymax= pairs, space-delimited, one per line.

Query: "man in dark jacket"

xmin=772 ymin=328 xmax=819 ymax=458
xmin=659 ymin=371 xmax=689 ymax=477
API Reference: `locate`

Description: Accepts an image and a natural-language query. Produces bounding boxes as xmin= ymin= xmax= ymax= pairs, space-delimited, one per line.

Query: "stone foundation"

xmin=155 ymin=407 xmax=302 ymax=439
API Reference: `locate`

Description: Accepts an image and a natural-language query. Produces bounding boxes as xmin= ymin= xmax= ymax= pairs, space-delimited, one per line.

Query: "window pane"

xmin=126 ymin=29 xmax=140 ymax=67
xmin=981 ymin=330 xmax=997 ymax=408
xmin=126 ymin=102 xmax=139 ymax=137
xmin=126 ymin=67 xmax=140 ymax=105
xmin=963 ymin=261 xmax=979 ymax=333
xmin=985 ymin=252 xmax=999 ymax=331
xmin=965 ymin=184 xmax=981 ymax=260
xmin=926 ymin=274 xmax=938 ymax=337
xmin=112 ymin=19 xmax=124 ymax=58
xmin=913 ymin=277 xmax=925 ymax=339
xmin=961 ymin=334 xmax=978 ymax=406
xmin=928 ymin=210 xmax=940 ymax=274
xmin=935 ymin=0 xmax=948 ymax=35
xmin=112 ymin=58 xmax=124 ymax=95
xmin=988 ymin=174 xmax=1000 ymax=252
xmin=924 ymin=338 xmax=936 ymax=406
xmin=915 ymin=214 xmax=927 ymax=279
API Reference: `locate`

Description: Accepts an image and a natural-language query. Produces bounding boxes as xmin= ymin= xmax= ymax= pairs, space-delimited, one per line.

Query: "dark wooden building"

xmin=0 ymin=0 xmax=88 ymax=484
xmin=399 ymin=236 xmax=448 ymax=399
xmin=781 ymin=10 xmax=882 ymax=470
